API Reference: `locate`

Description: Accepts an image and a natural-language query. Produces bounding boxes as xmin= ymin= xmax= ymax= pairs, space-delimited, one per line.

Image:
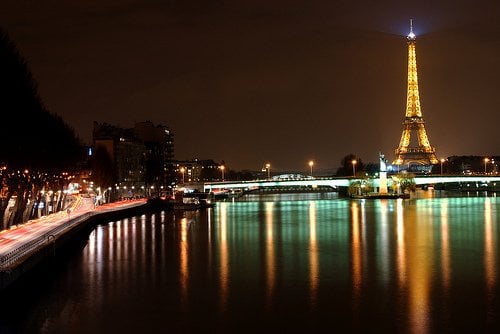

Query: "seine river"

xmin=1 ymin=191 xmax=499 ymax=333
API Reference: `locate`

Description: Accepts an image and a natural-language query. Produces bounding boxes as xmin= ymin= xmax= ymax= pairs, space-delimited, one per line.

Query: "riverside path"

xmin=0 ymin=196 xmax=147 ymax=273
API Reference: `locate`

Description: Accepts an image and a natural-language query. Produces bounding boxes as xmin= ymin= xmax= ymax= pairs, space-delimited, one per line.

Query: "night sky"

xmin=1 ymin=1 xmax=499 ymax=171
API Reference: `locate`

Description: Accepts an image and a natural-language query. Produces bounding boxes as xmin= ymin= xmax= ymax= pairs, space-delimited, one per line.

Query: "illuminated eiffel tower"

xmin=393 ymin=20 xmax=438 ymax=166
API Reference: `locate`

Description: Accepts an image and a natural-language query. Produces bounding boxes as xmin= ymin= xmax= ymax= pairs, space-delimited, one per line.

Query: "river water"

xmin=1 ymin=191 xmax=499 ymax=333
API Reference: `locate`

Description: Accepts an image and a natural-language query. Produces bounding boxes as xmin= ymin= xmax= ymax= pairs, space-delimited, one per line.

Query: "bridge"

xmin=203 ymin=175 xmax=500 ymax=193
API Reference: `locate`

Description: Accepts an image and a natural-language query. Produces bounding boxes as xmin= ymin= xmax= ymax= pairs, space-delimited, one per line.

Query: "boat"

xmin=351 ymin=192 xmax=410 ymax=199
xmin=173 ymin=191 xmax=214 ymax=210
xmin=147 ymin=191 xmax=214 ymax=210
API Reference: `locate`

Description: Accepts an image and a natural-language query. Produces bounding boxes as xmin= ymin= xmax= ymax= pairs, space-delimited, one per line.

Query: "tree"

xmin=90 ymin=146 xmax=116 ymax=189
xmin=336 ymin=154 xmax=365 ymax=176
xmin=0 ymin=28 xmax=82 ymax=170
xmin=0 ymin=28 xmax=83 ymax=229
xmin=392 ymin=173 xmax=416 ymax=193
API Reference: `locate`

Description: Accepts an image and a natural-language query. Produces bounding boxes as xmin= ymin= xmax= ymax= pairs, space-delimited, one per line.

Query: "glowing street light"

xmin=352 ymin=159 xmax=357 ymax=177
xmin=308 ymin=160 xmax=314 ymax=177
xmin=220 ymin=165 xmax=225 ymax=182
xmin=265 ymin=163 xmax=271 ymax=180
xmin=180 ymin=167 xmax=185 ymax=184
xmin=440 ymin=158 xmax=446 ymax=175
xmin=484 ymin=157 xmax=490 ymax=174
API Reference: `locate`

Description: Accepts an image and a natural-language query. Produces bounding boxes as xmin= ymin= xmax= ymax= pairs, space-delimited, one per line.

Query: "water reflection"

xmin=440 ymin=199 xmax=451 ymax=291
xmin=265 ymin=202 xmax=275 ymax=306
xmin=408 ymin=199 xmax=433 ymax=333
xmin=350 ymin=201 xmax=362 ymax=309
xmin=484 ymin=197 xmax=496 ymax=321
xmin=379 ymin=200 xmax=390 ymax=284
xmin=208 ymin=196 xmax=498 ymax=332
xmin=308 ymin=201 xmax=318 ymax=307
xmin=218 ymin=202 xmax=229 ymax=311
xmin=179 ymin=217 xmax=189 ymax=307
xmin=396 ymin=198 xmax=406 ymax=288
xmin=6 ymin=195 xmax=500 ymax=333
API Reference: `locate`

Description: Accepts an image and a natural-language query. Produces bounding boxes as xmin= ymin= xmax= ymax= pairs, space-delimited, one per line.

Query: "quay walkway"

xmin=0 ymin=197 xmax=147 ymax=275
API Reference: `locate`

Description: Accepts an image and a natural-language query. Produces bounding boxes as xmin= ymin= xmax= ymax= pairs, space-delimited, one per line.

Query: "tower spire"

xmin=394 ymin=20 xmax=438 ymax=167
xmin=408 ymin=19 xmax=416 ymax=40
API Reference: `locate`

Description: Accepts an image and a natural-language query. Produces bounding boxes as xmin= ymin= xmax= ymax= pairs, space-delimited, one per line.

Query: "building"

xmin=134 ymin=121 xmax=175 ymax=186
xmin=174 ymin=159 xmax=222 ymax=183
xmin=446 ymin=156 xmax=499 ymax=175
xmin=92 ymin=121 xmax=175 ymax=194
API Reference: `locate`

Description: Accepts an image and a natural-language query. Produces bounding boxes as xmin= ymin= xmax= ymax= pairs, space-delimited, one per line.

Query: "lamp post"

xmin=440 ymin=158 xmax=445 ymax=175
xmin=180 ymin=167 xmax=185 ymax=184
xmin=396 ymin=159 xmax=402 ymax=173
xmin=265 ymin=163 xmax=271 ymax=180
xmin=352 ymin=159 xmax=357 ymax=177
xmin=309 ymin=160 xmax=314 ymax=177
xmin=220 ymin=165 xmax=225 ymax=182
xmin=484 ymin=158 xmax=490 ymax=174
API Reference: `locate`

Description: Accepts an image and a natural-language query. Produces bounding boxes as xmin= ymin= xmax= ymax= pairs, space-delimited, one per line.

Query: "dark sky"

xmin=1 ymin=1 xmax=499 ymax=171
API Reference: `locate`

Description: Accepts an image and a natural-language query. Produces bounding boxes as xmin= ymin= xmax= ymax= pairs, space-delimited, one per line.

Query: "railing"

xmin=0 ymin=212 xmax=94 ymax=271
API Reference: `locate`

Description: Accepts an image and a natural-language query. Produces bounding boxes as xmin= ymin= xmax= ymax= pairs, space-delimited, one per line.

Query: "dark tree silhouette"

xmin=90 ymin=146 xmax=116 ymax=190
xmin=0 ymin=28 xmax=81 ymax=170
xmin=0 ymin=28 xmax=83 ymax=229
xmin=336 ymin=154 xmax=365 ymax=176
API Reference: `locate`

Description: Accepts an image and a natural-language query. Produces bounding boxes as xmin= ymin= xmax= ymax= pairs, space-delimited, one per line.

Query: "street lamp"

xmin=484 ymin=158 xmax=490 ymax=174
xmin=308 ymin=160 xmax=314 ymax=177
xmin=265 ymin=163 xmax=271 ymax=180
xmin=352 ymin=159 xmax=357 ymax=177
xmin=180 ymin=167 xmax=185 ymax=184
xmin=220 ymin=165 xmax=225 ymax=182
xmin=440 ymin=158 xmax=445 ymax=175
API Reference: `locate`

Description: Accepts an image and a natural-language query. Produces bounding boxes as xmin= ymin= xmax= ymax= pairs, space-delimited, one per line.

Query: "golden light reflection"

xmin=116 ymin=220 xmax=122 ymax=260
xmin=109 ymin=222 xmax=114 ymax=261
xmin=265 ymin=202 xmax=275 ymax=306
xmin=396 ymin=199 xmax=406 ymax=287
xmin=407 ymin=202 xmax=433 ymax=334
xmin=180 ymin=217 xmax=189 ymax=307
xmin=208 ymin=207 xmax=212 ymax=273
xmin=484 ymin=198 xmax=496 ymax=293
xmin=87 ymin=228 xmax=103 ymax=310
xmin=351 ymin=201 xmax=362 ymax=306
xmin=360 ymin=200 xmax=366 ymax=250
xmin=308 ymin=201 xmax=318 ymax=307
xmin=219 ymin=202 xmax=229 ymax=311
xmin=440 ymin=199 xmax=451 ymax=290
xmin=379 ymin=200 xmax=389 ymax=283
xmin=131 ymin=216 xmax=137 ymax=269
xmin=160 ymin=217 xmax=165 ymax=270
xmin=123 ymin=218 xmax=129 ymax=264
xmin=106 ymin=223 xmax=116 ymax=294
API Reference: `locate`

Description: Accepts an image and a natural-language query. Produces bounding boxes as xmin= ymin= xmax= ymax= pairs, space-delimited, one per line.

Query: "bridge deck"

xmin=204 ymin=175 xmax=500 ymax=192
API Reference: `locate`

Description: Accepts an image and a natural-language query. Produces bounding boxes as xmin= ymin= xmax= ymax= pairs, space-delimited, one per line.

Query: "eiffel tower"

xmin=393 ymin=20 xmax=438 ymax=166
